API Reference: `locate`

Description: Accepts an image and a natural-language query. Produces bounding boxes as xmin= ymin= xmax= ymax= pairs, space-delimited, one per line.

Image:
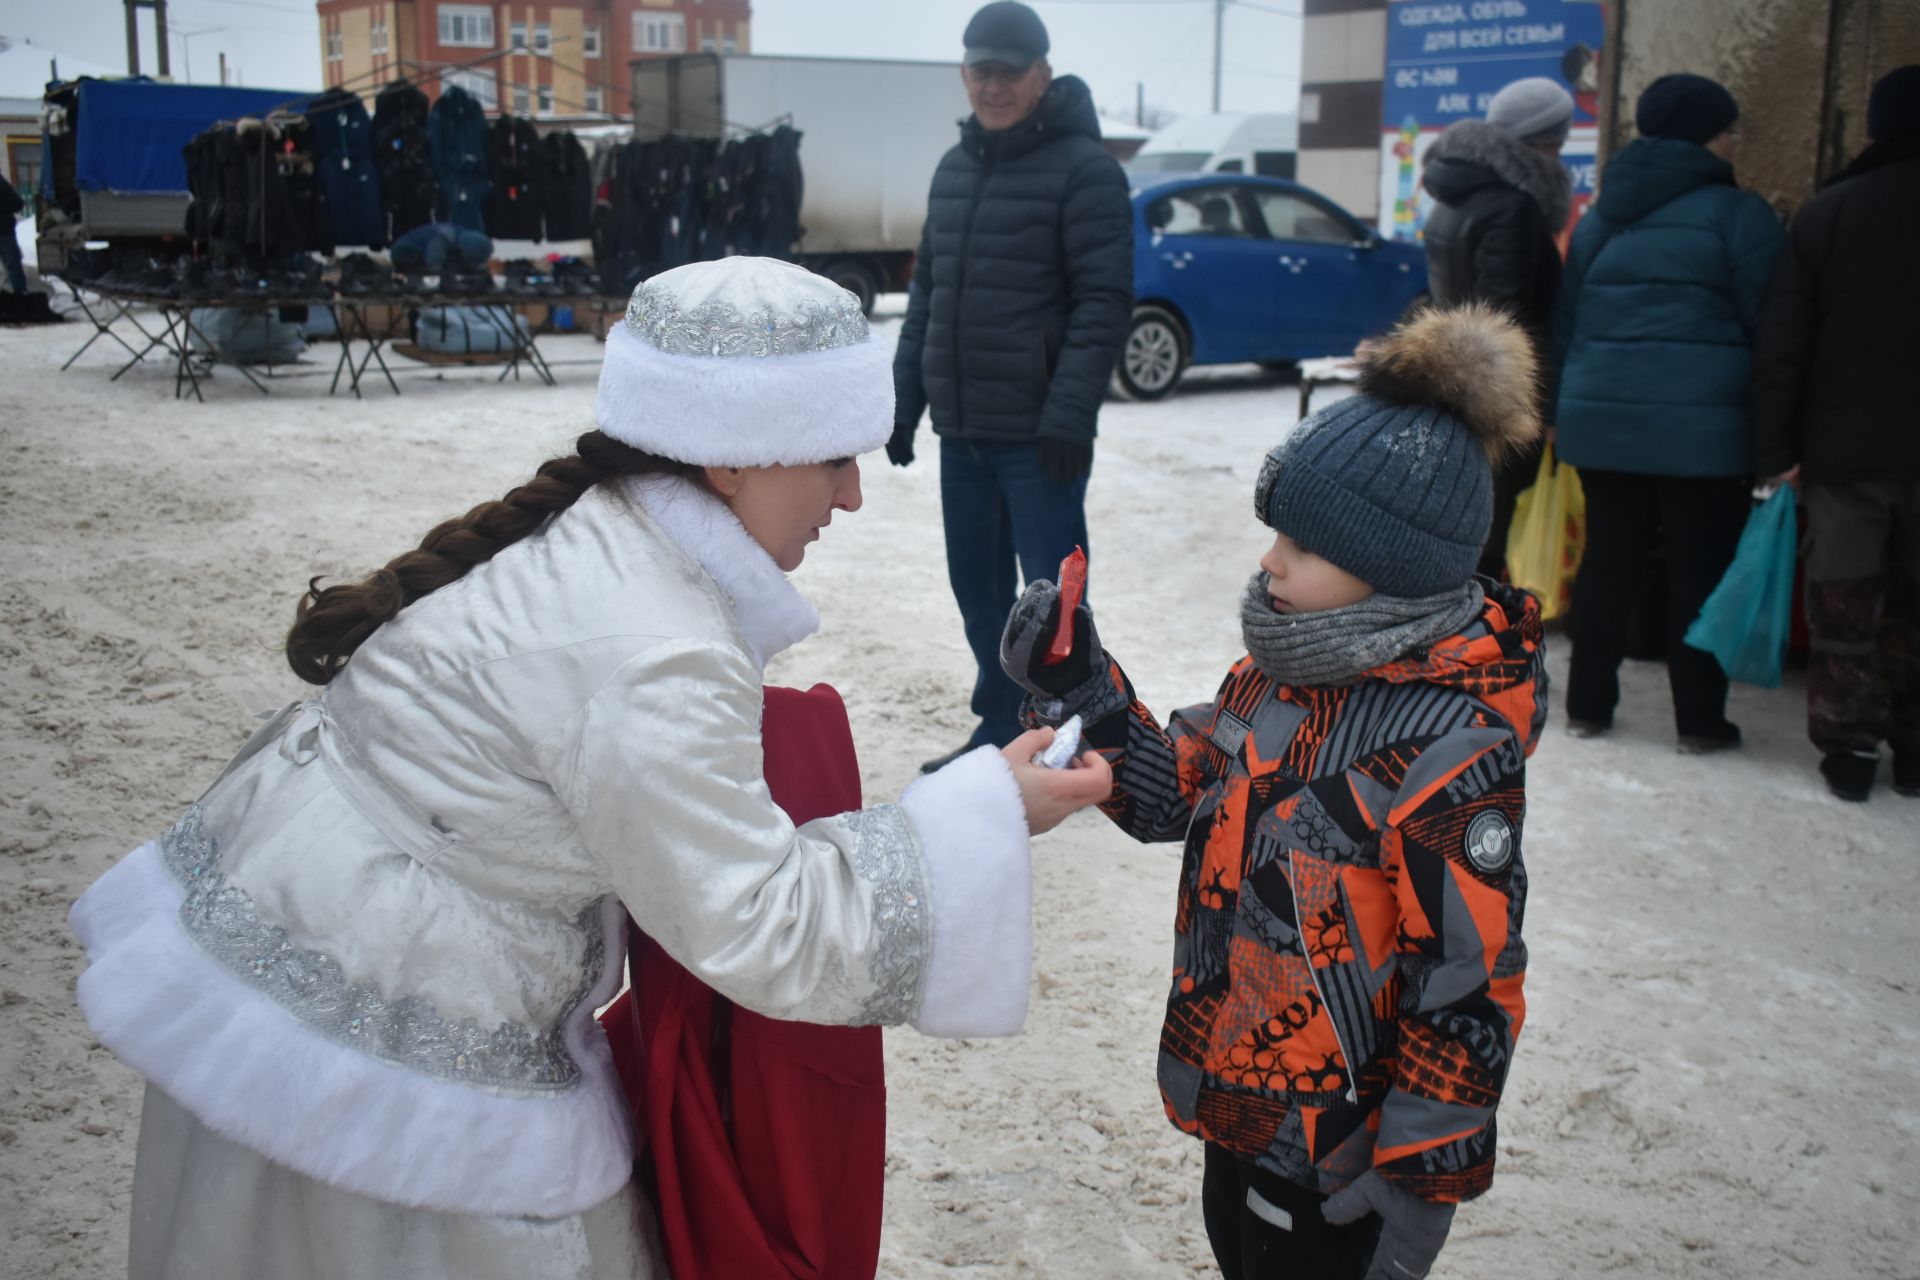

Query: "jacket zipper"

xmin=953 ymin=154 xmax=993 ymax=436
xmin=1286 ymin=844 xmax=1359 ymax=1103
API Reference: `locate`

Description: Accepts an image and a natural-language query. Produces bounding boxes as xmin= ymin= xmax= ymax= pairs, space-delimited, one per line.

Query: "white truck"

xmin=631 ymin=53 xmax=971 ymax=312
xmin=1129 ymin=111 xmax=1299 ymax=179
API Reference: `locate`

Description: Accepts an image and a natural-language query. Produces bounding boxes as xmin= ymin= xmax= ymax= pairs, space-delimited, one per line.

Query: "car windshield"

xmin=1129 ymin=151 xmax=1210 ymax=173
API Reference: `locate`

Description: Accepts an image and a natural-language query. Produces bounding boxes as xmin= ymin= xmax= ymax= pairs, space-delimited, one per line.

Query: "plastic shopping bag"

xmin=1683 ymin=485 xmax=1799 ymax=688
xmin=1505 ymin=444 xmax=1586 ymax=621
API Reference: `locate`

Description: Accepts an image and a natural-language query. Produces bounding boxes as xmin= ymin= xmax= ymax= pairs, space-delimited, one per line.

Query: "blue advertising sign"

xmin=1382 ymin=0 xmax=1606 ymax=133
xmin=1378 ymin=0 xmax=1608 ymax=241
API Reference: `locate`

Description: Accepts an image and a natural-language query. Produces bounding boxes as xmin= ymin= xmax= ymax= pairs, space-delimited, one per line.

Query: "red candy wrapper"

xmin=1045 ymin=546 xmax=1087 ymax=666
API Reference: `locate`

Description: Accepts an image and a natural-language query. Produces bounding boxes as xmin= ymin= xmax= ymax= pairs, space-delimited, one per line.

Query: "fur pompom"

xmin=1357 ymin=303 xmax=1542 ymax=460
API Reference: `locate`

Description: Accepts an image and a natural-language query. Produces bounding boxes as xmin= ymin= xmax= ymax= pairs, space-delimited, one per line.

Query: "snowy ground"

xmin=2 ymin=294 xmax=1917 ymax=1279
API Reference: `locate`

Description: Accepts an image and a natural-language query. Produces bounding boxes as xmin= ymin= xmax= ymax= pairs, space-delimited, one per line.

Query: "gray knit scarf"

xmin=1240 ymin=573 xmax=1486 ymax=687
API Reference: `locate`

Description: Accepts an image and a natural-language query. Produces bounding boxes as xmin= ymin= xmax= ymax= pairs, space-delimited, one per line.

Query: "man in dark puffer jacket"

xmin=1750 ymin=65 xmax=1920 ymax=803
xmin=1421 ymin=76 xmax=1573 ymax=577
xmin=890 ymin=1 xmax=1133 ymax=770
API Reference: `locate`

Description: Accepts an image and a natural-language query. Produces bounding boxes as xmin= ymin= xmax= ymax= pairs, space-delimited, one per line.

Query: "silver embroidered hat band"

xmin=593 ymin=256 xmax=895 ymax=468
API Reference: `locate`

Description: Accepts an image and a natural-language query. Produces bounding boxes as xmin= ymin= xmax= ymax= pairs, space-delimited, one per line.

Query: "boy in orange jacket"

xmin=1003 ymin=306 xmax=1545 ymax=1279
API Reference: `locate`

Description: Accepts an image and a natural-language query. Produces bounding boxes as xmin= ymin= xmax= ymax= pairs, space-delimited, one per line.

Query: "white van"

xmin=1129 ymin=112 xmax=1299 ymax=178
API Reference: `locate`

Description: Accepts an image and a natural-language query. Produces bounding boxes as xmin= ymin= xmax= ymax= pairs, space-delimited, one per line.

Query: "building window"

xmin=633 ymin=13 xmax=686 ymax=54
xmin=536 ymin=84 xmax=554 ymax=115
xmin=511 ymin=84 xmax=530 ymax=115
xmin=533 ymin=22 xmax=551 ymax=53
xmin=582 ymin=24 xmax=600 ymax=57
xmin=722 ymin=36 xmax=737 ymax=54
xmin=370 ymin=16 xmax=389 ymax=54
xmin=442 ymin=68 xmax=498 ymax=109
xmin=585 ymin=83 xmax=603 ymax=112
xmin=437 ymin=5 xmax=494 ymax=49
xmin=8 ymin=141 xmax=44 ymax=196
xmin=510 ymin=20 xmax=526 ymax=49
xmin=326 ymin=29 xmax=344 ymax=61
xmin=700 ymin=34 xmax=716 ymax=52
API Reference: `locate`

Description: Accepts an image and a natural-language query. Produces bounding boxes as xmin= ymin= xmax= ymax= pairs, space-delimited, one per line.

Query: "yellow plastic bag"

xmin=1504 ymin=443 xmax=1586 ymax=620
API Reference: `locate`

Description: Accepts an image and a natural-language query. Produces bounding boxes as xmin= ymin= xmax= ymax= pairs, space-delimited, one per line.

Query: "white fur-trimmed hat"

xmin=594 ymin=257 xmax=894 ymax=467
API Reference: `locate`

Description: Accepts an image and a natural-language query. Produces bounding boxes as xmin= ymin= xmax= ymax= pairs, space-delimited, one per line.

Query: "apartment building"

xmin=316 ymin=0 xmax=751 ymax=118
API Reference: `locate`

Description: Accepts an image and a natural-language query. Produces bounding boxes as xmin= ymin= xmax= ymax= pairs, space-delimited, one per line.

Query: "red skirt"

xmin=597 ymin=683 xmax=886 ymax=1279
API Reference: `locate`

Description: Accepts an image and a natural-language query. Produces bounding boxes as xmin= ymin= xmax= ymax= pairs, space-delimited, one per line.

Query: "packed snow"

xmin=1 ymin=294 xmax=1915 ymax=1278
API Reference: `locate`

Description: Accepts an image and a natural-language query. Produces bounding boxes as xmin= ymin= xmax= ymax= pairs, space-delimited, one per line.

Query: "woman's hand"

xmin=1000 ymin=727 xmax=1113 ymax=835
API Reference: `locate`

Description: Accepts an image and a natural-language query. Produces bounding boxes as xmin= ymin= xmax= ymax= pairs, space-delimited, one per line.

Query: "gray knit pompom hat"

xmin=1254 ymin=304 xmax=1542 ymax=598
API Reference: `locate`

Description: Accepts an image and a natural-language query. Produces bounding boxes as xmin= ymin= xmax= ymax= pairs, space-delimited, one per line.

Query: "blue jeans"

xmin=940 ymin=437 xmax=1091 ymax=749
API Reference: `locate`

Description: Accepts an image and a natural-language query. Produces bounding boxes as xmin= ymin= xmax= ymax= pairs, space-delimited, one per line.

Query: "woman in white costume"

xmin=69 ymin=257 xmax=1111 ymax=1280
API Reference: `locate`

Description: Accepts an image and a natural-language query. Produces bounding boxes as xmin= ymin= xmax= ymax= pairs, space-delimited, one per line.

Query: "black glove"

xmin=886 ymin=421 xmax=917 ymax=468
xmin=1321 ymin=1171 xmax=1457 ymax=1280
xmin=999 ymin=578 xmax=1103 ymax=701
xmin=1037 ymin=436 xmax=1092 ymax=485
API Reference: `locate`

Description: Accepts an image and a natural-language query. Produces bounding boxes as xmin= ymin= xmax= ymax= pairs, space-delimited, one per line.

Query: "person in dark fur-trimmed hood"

xmin=1421 ymin=76 xmax=1574 ymax=578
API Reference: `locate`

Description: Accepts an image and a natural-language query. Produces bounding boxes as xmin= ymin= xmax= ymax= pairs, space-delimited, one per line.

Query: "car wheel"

xmin=1117 ymin=306 xmax=1187 ymax=400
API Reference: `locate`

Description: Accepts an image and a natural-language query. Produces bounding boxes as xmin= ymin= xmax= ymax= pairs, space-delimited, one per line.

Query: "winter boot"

xmin=1677 ymin=723 xmax=1742 ymax=755
xmin=1819 ymin=750 xmax=1878 ymax=802
xmin=1893 ymin=751 xmax=1920 ymax=798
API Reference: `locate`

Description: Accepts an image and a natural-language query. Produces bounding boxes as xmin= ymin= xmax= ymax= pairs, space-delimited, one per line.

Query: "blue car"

xmin=1118 ymin=173 xmax=1429 ymax=399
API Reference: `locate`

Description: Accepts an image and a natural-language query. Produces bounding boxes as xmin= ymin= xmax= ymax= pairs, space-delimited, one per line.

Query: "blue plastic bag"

xmin=1683 ymin=486 xmax=1799 ymax=688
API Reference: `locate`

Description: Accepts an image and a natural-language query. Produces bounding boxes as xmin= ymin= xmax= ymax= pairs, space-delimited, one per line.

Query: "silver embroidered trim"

xmin=160 ymin=805 xmax=601 ymax=1092
xmin=624 ymin=285 xmax=871 ymax=357
xmin=841 ymin=804 xmax=930 ymax=1025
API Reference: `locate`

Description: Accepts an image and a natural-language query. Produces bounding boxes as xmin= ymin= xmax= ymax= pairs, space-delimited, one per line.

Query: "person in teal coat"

xmin=1551 ymin=74 xmax=1783 ymax=751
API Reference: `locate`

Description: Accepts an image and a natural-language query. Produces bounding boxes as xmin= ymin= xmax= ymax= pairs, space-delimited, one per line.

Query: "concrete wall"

xmin=1297 ymin=0 xmax=1385 ymax=217
xmin=1606 ymin=0 xmax=1920 ymax=212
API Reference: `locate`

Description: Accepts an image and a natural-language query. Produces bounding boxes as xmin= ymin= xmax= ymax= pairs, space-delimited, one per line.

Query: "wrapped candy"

xmin=1037 ymin=714 xmax=1083 ymax=770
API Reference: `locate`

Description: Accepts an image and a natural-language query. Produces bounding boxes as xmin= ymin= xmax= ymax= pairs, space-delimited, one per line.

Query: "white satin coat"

xmin=70 ymin=474 xmax=1032 ymax=1231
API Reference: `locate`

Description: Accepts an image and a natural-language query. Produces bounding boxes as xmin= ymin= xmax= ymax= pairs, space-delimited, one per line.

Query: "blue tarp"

xmin=72 ymin=78 xmax=314 ymax=195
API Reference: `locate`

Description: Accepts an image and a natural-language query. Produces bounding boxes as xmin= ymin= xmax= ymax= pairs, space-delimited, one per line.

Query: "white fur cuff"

xmin=595 ymin=324 xmax=894 ymax=467
xmin=901 ymin=746 xmax=1032 ymax=1038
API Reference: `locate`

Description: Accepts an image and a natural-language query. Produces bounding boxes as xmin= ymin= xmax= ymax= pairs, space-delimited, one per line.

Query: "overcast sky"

xmin=3 ymin=0 xmax=1300 ymax=123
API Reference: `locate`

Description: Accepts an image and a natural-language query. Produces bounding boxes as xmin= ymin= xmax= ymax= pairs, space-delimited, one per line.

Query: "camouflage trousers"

xmin=1803 ymin=481 xmax=1920 ymax=756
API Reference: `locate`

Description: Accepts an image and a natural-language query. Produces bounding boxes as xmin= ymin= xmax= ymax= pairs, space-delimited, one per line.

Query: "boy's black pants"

xmin=1202 ymin=1143 xmax=1382 ymax=1279
xmin=1565 ymin=469 xmax=1751 ymax=738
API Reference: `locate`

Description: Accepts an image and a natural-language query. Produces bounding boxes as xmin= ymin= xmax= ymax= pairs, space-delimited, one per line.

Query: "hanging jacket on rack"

xmin=541 ymin=131 xmax=594 ymax=242
xmin=181 ymin=128 xmax=223 ymax=249
xmin=213 ymin=127 xmax=251 ymax=264
xmin=305 ymin=88 xmax=386 ymax=249
xmin=373 ymin=79 xmax=436 ymax=240
xmin=486 ymin=116 xmax=545 ymax=241
xmin=429 ymin=85 xmax=491 ymax=233
xmin=758 ymin=125 xmax=805 ymax=261
xmin=240 ymin=115 xmax=325 ymax=260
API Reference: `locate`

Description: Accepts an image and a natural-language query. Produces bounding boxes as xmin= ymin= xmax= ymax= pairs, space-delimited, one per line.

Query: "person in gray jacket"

xmin=889 ymin=1 xmax=1134 ymax=771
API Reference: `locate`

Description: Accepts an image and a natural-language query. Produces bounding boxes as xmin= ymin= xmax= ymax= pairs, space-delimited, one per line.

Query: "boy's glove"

xmin=1322 ymin=1172 xmax=1456 ymax=1280
xmin=999 ymin=578 xmax=1103 ymax=701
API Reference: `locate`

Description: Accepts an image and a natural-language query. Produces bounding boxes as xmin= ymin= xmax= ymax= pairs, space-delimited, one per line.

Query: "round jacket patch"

xmin=1463 ymin=810 xmax=1515 ymax=872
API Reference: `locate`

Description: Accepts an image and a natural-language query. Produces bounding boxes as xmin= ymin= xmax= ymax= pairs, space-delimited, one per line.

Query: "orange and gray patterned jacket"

xmin=1069 ymin=582 xmax=1543 ymax=1204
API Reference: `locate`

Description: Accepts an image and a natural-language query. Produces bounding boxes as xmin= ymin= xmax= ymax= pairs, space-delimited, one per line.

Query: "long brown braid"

xmin=285 ymin=430 xmax=702 ymax=685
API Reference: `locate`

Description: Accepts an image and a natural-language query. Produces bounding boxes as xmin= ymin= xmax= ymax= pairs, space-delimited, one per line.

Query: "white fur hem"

xmin=901 ymin=746 xmax=1032 ymax=1038
xmin=70 ymin=842 xmax=634 ymax=1219
xmin=595 ymin=324 xmax=894 ymax=467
